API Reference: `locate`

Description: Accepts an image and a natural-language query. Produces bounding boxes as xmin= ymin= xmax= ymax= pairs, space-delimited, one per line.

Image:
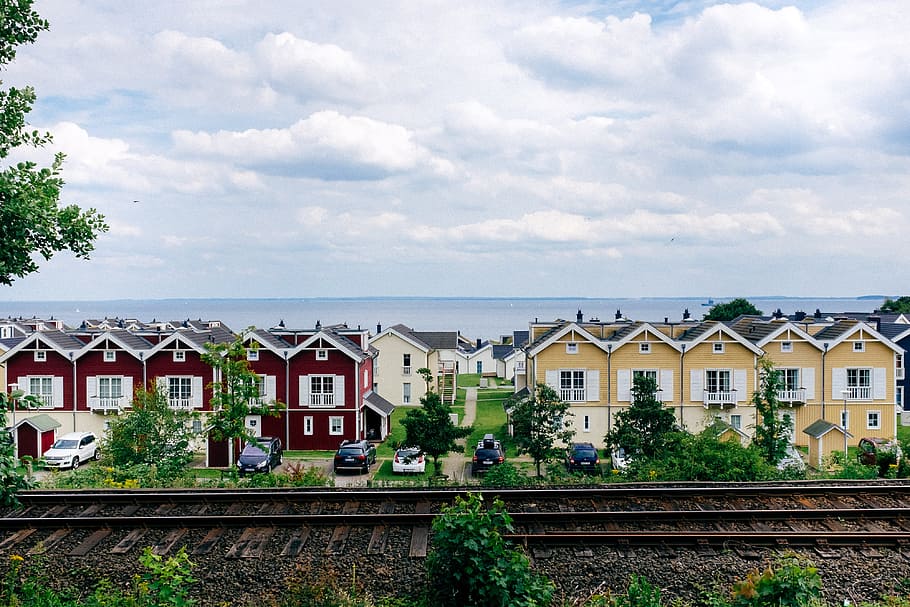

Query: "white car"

xmin=43 ymin=432 xmax=99 ymax=469
xmin=392 ymin=447 xmax=425 ymax=474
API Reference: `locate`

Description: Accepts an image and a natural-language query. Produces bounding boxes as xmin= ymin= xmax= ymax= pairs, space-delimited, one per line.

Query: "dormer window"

xmin=173 ymin=350 xmax=186 ymax=362
xmin=104 ymin=350 xmax=116 ymax=362
xmin=781 ymin=341 xmax=793 ymax=353
xmin=713 ymin=342 xmax=725 ymax=354
xmin=566 ymin=342 xmax=578 ymax=354
xmin=316 ymin=349 xmax=329 ymax=360
xmin=639 ymin=342 xmax=651 ymax=354
xmin=853 ymin=341 xmax=865 ymax=352
xmin=34 ymin=350 xmax=46 ymax=362
xmin=247 ymin=349 xmax=259 ymax=361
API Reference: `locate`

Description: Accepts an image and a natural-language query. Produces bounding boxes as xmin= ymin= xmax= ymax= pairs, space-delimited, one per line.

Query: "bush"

xmin=481 ymin=462 xmax=532 ymax=487
xmin=730 ymin=554 xmax=821 ymax=607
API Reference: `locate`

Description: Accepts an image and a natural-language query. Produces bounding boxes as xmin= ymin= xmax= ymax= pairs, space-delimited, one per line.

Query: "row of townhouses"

xmin=523 ymin=310 xmax=910 ymax=467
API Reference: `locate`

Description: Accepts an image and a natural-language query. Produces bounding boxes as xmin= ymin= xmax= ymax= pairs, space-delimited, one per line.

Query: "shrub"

xmin=730 ymin=554 xmax=822 ymax=607
xmin=481 ymin=462 xmax=531 ymax=487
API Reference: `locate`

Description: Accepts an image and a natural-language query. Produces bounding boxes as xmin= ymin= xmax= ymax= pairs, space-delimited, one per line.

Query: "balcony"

xmin=559 ymin=388 xmax=586 ymax=403
xmin=308 ymin=393 xmax=336 ymax=408
xmin=168 ymin=398 xmax=195 ymax=410
xmin=844 ymin=386 xmax=871 ymax=400
xmin=703 ymin=391 xmax=736 ymax=408
xmin=776 ymin=388 xmax=807 ymax=405
xmin=89 ymin=396 xmax=127 ymax=414
xmin=402 ymin=366 xmax=412 ymax=375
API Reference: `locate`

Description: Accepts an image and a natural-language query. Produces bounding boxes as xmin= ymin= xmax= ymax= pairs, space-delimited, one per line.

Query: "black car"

xmin=333 ymin=439 xmax=377 ymax=474
xmin=565 ymin=442 xmax=601 ymax=474
xmin=237 ymin=436 xmax=283 ymax=476
xmin=471 ymin=434 xmax=504 ymax=475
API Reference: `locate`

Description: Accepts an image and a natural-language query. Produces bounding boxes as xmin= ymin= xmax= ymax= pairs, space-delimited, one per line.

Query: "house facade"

xmin=369 ymin=324 xmax=459 ymax=407
xmin=525 ymin=312 xmax=903 ymax=464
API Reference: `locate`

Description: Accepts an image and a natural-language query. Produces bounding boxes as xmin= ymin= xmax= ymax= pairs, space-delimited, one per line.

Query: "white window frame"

xmin=98 ymin=376 xmax=124 ymax=401
xmin=246 ymin=349 xmax=259 ymax=361
xmin=566 ymin=342 xmax=578 ymax=354
xmin=846 ymin=368 xmax=872 ymax=400
xmin=310 ymin=375 xmax=335 ymax=406
xmin=583 ymin=415 xmax=590 ymax=432
xmin=104 ymin=350 xmax=117 ymax=362
xmin=304 ymin=416 xmax=314 ymax=436
xmin=363 ymin=369 xmax=369 ymax=388
xmin=316 ymin=349 xmax=329 ymax=361
xmin=867 ymin=410 xmax=881 ymax=430
xmin=639 ymin=342 xmax=651 ymax=354
xmin=192 ymin=419 xmax=203 ymax=434
xmin=853 ymin=341 xmax=865 ymax=352
xmin=730 ymin=414 xmax=742 ymax=430
xmin=713 ymin=342 xmax=725 ymax=354
xmin=167 ymin=376 xmax=193 ymax=408
xmin=173 ymin=350 xmax=186 ymax=362
xmin=403 ymin=382 xmax=411 ymax=405
xmin=402 ymin=353 xmax=411 ymax=375
xmin=780 ymin=341 xmax=793 ymax=353
xmin=34 ymin=350 xmax=46 ymax=362
xmin=559 ymin=369 xmax=586 ymax=402
xmin=329 ymin=416 xmax=344 ymax=436
xmin=28 ymin=376 xmax=54 ymax=408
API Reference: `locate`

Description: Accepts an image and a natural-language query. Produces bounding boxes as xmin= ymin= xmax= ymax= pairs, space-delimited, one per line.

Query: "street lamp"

xmin=841 ymin=389 xmax=849 ymax=461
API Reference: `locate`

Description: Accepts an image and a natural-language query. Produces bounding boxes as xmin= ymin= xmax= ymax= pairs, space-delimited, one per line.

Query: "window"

xmin=639 ymin=342 xmax=651 ymax=354
xmin=780 ymin=368 xmax=800 ymax=391
xmin=34 ymin=350 xmax=46 ymax=362
xmin=363 ymin=369 xmax=369 ymax=388
xmin=899 ymin=386 xmax=906 ymax=410
xmin=168 ymin=377 xmax=193 ymax=408
xmin=403 ymin=382 xmax=411 ymax=405
xmin=476 ymin=361 xmax=483 ymax=374
xmin=28 ymin=376 xmax=53 ymax=407
xmin=781 ymin=341 xmax=793 ymax=353
xmin=192 ymin=420 xmax=203 ymax=434
xmin=402 ymin=353 xmax=411 ymax=375
xmin=730 ymin=414 xmax=742 ymax=429
xmin=0 ymin=326 xmax=10 ymax=338
xmin=632 ymin=369 xmax=659 ymax=401
xmin=173 ymin=350 xmax=185 ymax=362
xmin=329 ymin=416 xmax=343 ymax=435
xmin=559 ymin=370 xmax=585 ymax=402
xmin=897 ymin=354 xmax=904 ymax=380
xmin=846 ymin=368 xmax=871 ymax=399
xmin=247 ymin=349 xmax=259 ymax=361
xmin=583 ymin=415 xmax=590 ymax=432
xmin=304 ymin=416 xmax=314 ymax=435
xmin=566 ymin=342 xmax=578 ymax=354
xmin=705 ymin=369 xmax=731 ymax=393
xmin=246 ymin=375 xmax=266 ymax=404
xmin=103 ymin=350 xmax=116 ymax=362
xmin=867 ymin=410 xmax=881 ymax=429
xmin=853 ymin=341 xmax=865 ymax=352
xmin=310 ymin=375 xmax=335 ymax=406
xmin=713 ymin=342 xmax=725 ymax=354
xmin=98 ymin=377 xmax=123 ymax=402
xmin=316 ymin=349 xmax=328 ymax=360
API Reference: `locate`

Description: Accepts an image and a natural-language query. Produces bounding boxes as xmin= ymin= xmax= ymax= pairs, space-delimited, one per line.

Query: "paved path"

xmin=441 ymin=386 xmax=477 ymax=482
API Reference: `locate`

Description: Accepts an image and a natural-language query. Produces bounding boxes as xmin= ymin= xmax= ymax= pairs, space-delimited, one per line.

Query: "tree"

xmin=704 ymin=298 xmax=763 ymax=321
xmin=101 ymin=385 xmax=198 ymax=479
xmin=605 ymin=374 xmax=678 ymax=460
xmin=0 ymin=388 xmax=40 ymax=506
xmin=751 ymin=356 xmax=792 ymax=465
xmin=201 ymin=332 xmax=284 ymax=466
xmin=425 ymin=492 xmax=555 ymax=607
xmin=881 ymin=296 xmax=910 ymax=314
xmin=401 ymin=389 xmax=472 ymax=476
xmin=0 ymin=1 xmax=108 ymax=285
xmin=506 ymin=383 xmax=574 ymax=477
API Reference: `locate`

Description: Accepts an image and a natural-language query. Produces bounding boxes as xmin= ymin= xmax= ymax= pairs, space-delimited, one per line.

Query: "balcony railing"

xmin=168 ymin=398 xmax=195 ymax=410
xmin=559 ymin=388 xmax=586 ymax=402
xmin=32 ymin=394 xmax=55 ymax=408
xmin=898 ymin=367 xmax=905 ymax=380
xmin=703 ymin=391 xmax=736 ymax=407
xmin=515 ymin=362 xmax=526 ymax=374
xmin=402 ymin=366 xmax=412 ymax=375
xmin=844 ymin=386 xmax=871 ymax=400
xmin=308 ymin=393 xmax=336 ymax=408
xmin=89 ymin=396 xmax=127 ymax=413
xmin=776 ymin=388 xmax=807 ymax=404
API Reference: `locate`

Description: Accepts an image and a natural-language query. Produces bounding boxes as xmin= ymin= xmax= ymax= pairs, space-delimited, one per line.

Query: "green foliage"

xmin=270 ymin=563 xmax=401 ymax=607
xmin=425 ymin=492 xmax=554 ymax=607
xmin=703 ymin=298 xmax=763 ymax=321
xmin=730 ymin=554 xmax=822 ymax=607
xmin=401 ymin=390 xmax=472 ymax=476
xmin=506 ymin=383 xmax=575 ymax=477
xmin=481 ymin=462 xmax=532 ymax=487
xmin=618 ymin=574 xmax=663 ymax=607
xmin=283 ymin=461 xmax=334 ymax=486
xmin=102 ymin=386 xmax=198 ymax=480
xmin=201 ymin=331 xmax=285 ymax=465
xmin=40 ymin=462 xmax=196 ymax=490
xmin=751 ymin=357 xmax=792 ymax=465
xmin=0 ymin=0 xmax=107 ymax=285
xmin=606 ymin=375 xmax=679 ymax=460
xmin=881 ymin=296 xmax=910 ymax=314
xmin=137 ymin=547 xmax=196 ymax=607
xmin=0 ymin=390 xmax=37 ymax=507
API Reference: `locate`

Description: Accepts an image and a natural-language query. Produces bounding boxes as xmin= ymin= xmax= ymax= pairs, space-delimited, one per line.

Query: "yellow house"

xmin=369 ymin=324 xmax=459 ymax=408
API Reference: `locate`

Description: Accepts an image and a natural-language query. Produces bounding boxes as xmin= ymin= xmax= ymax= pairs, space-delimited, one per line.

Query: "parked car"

xmin=857 ymin=437 xmax=903 ymax=467
xmin=565 ymin=442 xmax=601 ymax=473
xmin=471 ymin=434 xmax=504 ymax=475
xmin=333 ymin=439 xmax=377 ymax=474
xmin=610 ymin=446 xmax=631 ymax=470
xmin=392 ymin=447 xmax=425 ymax=474
xmin=43 ymin=431 xmax=99 ymax=469
xmin=236 ymin=436 xmax=283 ymax=476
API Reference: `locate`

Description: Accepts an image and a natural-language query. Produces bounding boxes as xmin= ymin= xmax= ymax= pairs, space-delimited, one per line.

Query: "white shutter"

xmin=586 ymin=370 xmax=599 ymax=401
xmin=299 ymin=375 xmax=309 ymax=406
xmin=18 ymin=377 xmax=27 ymax=393
xmin=545 ymin=370 xmax=558 ymax=390
xmin=734 ymin=369 xmax=747 ymax=402
xmin=873 ymin=367 xmax=886 ymax=400
xmin=192 ymin=376 xmax=203 ymax=407
xmin=86 ymin=376 xmax=96 ymax=399
xmin=617 ymin=369 xmax=631 ymax=402
xmin=122 ymin=376 xmax=133 ymax=405
xmin=335 ymin=375 xmax=345 ymax=406
xmin=802 ymin=368 xmax=815 ymax=400
xmin=660 ymin=369 xmax=674 ymax=402
xmin=265 ymin=375 xmax=277 ymax=402
xmin=156 ymin=376 xmax=168 ymax=396
xmin=690 ymin=370 xmax=703 ymax=401
xmin=831 ymin=368 xmax=846 ymax=400
xmin=52 ymin=376 xmax=63 ymax=408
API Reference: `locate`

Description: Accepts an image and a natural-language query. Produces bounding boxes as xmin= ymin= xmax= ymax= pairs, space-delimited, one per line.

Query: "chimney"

xmin=615 ymin=309 xmax=622 ymax=320
xmin=576 ymin=309 xmax=583 ymax=322
xmin=683 ymin=308 xmax=691 ymax=321
xmin=316 ymin=320 xmax=321 ymax=330
xmin=476 ymin=338 xmax=482 ymax=350
xmin=794 ymin=311 xmax=806 ymax=321
xmin=376 ymin=323 xmax=382 ymax=333
xmin=814 ymin=308 xmax=822 ymax=319
xmin=868 ymin=315 xmax=881 ymax=332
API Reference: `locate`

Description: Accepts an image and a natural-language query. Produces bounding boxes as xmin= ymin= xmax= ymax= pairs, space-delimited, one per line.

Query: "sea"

xmin=0 ymin=296 xmax=890 ymax=341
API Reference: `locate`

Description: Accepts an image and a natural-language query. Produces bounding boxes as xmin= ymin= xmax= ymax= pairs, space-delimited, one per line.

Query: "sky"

xmin=2 ymin=0 xmax=909 ymax=301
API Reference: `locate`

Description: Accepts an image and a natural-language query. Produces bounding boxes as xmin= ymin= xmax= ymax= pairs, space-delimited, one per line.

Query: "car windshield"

xmin=240 ymin=443 xmax=267 ymax=458
xmin=338 ymin=447 xmax=364 ymax=456
xmin=573 ymin=447 xmax=597 ymax=457
xmin=475 ymin=448 xmax=501 ymax=459
xmin=51 ymin=439 xmax=78 ymax=449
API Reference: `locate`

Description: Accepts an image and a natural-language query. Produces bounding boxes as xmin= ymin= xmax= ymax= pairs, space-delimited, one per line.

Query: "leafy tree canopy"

xmin=703 ymin=298 xmax=763 ymax=321
xmin=751 ymin=356 xmax=792 ymax=465
xmin=506 ymin=383 xmax=574 ymax=477
xmin=881 ymin=296 xmax=910 ymax=314
xmin=402 ymin=389 xmax=472 ymax=476
xmin=0 ymin=0 xmax=107 ymax=285
xmin=605 ymin=374 xmax=679 ymax=460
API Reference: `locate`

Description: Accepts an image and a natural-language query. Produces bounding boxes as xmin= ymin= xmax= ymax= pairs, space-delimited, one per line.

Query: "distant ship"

xmin=702 ymin=298 xmax=716 ymax=307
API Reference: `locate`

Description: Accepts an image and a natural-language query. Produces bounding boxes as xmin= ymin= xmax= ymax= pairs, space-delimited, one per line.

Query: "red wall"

xmin=7 ymin=350 xmax=73 ymax=410
xmin=77 ymin=348 xmax=143 ymax=410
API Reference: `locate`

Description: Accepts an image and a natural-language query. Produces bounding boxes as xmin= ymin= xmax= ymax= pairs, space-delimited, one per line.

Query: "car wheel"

xmin=278 ymin=454 xmax=283 ymax=465
xmin=94 ymin=448 xmax=101 ymax=461
xmin=72 ymin=457 xmax=80 ymax=469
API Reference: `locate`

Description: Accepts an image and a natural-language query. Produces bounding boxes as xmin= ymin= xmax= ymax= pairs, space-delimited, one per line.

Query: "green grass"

xmin=898 ymin=414 xmax=909 ymax=444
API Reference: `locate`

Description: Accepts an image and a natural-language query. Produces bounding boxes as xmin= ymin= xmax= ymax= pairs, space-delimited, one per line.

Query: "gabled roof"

xmin=0 ymin=330 xmax=85 ymax=363
xmin=877 ymin=322 xmax=910 ymax=344
xmin=525 ymin=322 xmax=610 ymax=356
xmin=292 ymin=329 xmax=369 ymax=362
xmin=803 ymin=419 xmax=852 ymax=439
xmin=677 ymin=321 xmax=764 ymax=355
xmin=814 ymin=320 xmax=903 ymax=354
xmin=15 ymin=413 xmax=61 ymax=432
xmin=243 ymin=329 xmax=292 ymax=355
xmin=608 ymin=322 xmax=682 ymax=353
xmin=76 ymin=329 xmax=153 ymax=360
xmin=728 ymin=318 xmax=823 ymax=350
xmin=147 ymin=328 xmax=231 ymax=356
xmin=364 ymin=391 xmax=395 ymax=417
xmin=370 ymin=324 xmax=458 ymax=353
